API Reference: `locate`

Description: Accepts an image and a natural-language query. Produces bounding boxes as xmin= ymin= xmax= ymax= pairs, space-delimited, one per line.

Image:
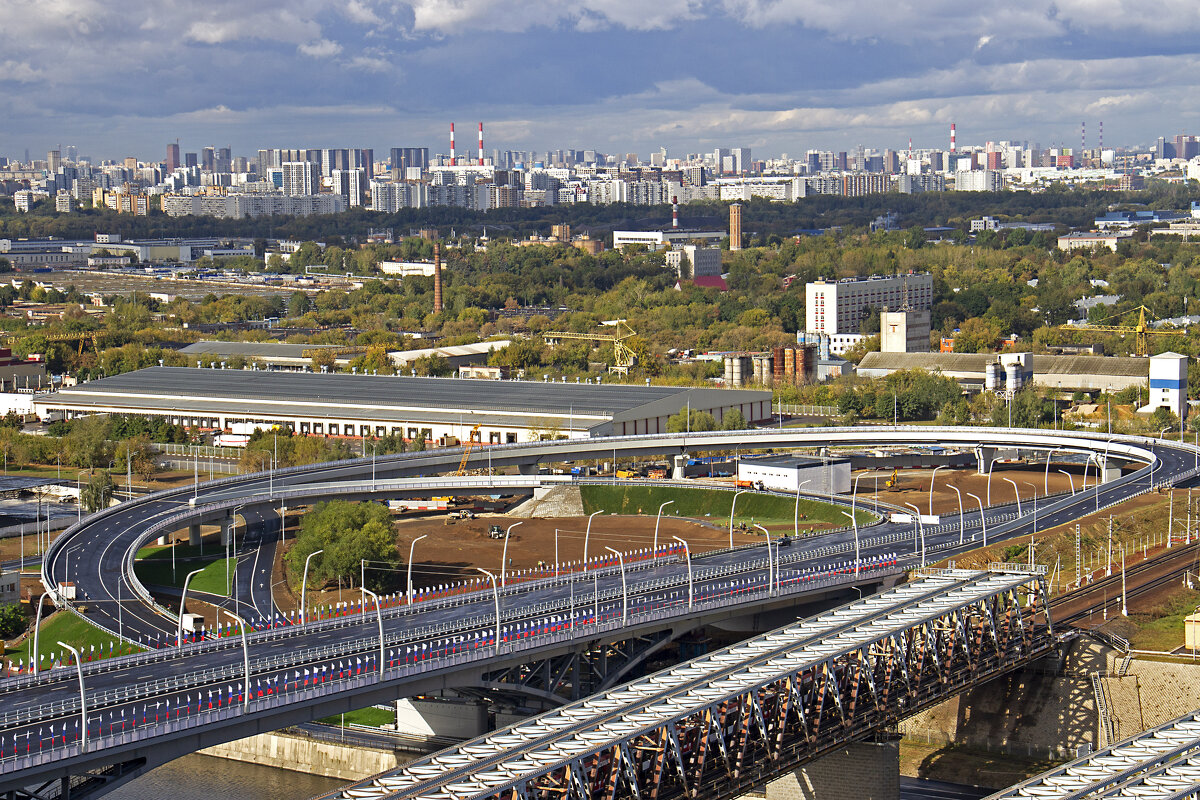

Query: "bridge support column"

xmin=976 ymin=446 xmax=996 ymax=475
xmin=517 ymin=462 xmax=539 ymax=476
xmin=672 ymin=455 xmax=688 ymax=480
xmin=188 ymin=524 xmax=201 ymax=547
xmin=767 ymin=739 xmax=899 ymax=800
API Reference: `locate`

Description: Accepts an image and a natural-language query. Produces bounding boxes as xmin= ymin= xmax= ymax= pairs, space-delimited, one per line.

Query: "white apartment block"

xmin=953 ymin=170 xmax=1005 ymax=192
xmin=805 ymin=274 xmax=933 ymax=336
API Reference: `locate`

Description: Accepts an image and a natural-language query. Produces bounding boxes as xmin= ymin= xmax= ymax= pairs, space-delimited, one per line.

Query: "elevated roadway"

xmin=1 ymin=426 xmax=1197 ymax=798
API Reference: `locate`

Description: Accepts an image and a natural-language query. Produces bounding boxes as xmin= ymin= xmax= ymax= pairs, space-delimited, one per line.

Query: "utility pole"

xmin=1075 ymin=524 xmax=1082 ymax=588
xmin=1106 ymin=516 xmax=1113 ymax=577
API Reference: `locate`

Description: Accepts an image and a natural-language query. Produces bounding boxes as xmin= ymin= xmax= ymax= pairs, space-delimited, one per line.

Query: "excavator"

xmin=884 ymin=469 xmax=901 ymax=490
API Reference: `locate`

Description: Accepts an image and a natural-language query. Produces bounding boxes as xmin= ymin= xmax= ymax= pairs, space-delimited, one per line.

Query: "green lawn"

xmin=5 ymin=611 xmax=144 ymax=668
xmin=136 ymin=542 xmax=216 ymax=560
xmin=134 ymin=554 xmax=233 ymax=594
xmin=317 ymin=706 xmax=396 ymax=728
xmin=580 ymin=484 xmax=873 ymax=531
xmin=1128 ymin=586 xmax=1200 ymax=652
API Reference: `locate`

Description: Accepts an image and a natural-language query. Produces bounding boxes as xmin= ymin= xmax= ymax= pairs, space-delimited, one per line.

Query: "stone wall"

xmin=766 ymin=740 xmax=900 ymax=800
xmin=200 ymin=730 xmax=400 ymax=782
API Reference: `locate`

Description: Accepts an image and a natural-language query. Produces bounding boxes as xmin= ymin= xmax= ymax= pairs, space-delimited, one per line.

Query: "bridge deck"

xmin=328 ymin=568 xmax=1052 ymax=800
xmin=986 ymin=710 xmax=1200 ymax=799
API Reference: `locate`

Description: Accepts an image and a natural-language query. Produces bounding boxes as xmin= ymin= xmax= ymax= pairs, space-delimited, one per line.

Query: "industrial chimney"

xmin=433 ymin=242 xmax=443 ymax=313
xmin=449 ymin=123 xmax=456 ymax=167
xmin=671 ymin=196 xmax=679 ymax=229
xmin=950 ymin=123 xmax=956 ymax=154
xmin=478 ymin=123 xmax=484 ymax=166
xmin=729 ymin=203 xmax=742 ymax=251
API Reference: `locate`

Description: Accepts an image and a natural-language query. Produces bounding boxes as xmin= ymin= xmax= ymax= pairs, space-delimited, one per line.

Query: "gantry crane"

xmin=1058 ymin=305 xmax=1186 ymax=356
xmin=542 ymin=320 xmax=639 ymax=374
xmin=1 ymin=330 xmax=106 ymax=355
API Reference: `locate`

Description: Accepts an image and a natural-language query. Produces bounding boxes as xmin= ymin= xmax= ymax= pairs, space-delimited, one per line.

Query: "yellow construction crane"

xmin=456 ymin=423 xmax=482 ymax=475
xmin=2 ymin=330 xmax=106 ymax=355
xmin=543 ymin=320 xmax=639 ymax=375
xmin=1057 ymin=305 xmax=1186 ymax=356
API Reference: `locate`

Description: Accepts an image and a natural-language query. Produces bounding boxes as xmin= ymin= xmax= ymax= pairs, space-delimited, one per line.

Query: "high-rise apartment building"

xmin=729 ymin=203 xmax=742 ymax=251
xmin=166 ymin=143 xmax=180 ymax=171
xmin=390 ymin=147 xmax=429 ymax=180
xmin=805 ymin=273 xmax=933 ymax=336
xmin=282 ymin=161 xmax=320 ymax=196
xmin=47 ymin=150 xmax=62 ymax=173
xmin=331 ymin=168 xmax=366 ymax=207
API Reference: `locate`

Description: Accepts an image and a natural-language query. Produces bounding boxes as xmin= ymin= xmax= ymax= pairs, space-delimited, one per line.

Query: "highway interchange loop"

xmin=0 ymin=426 xmax=1196 ymax=793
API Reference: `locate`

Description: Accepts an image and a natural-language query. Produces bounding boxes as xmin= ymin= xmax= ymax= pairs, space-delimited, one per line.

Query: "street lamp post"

xmin=840 ymin=511 xmax=860 ymax=575
xmin=968 ymin=492 xmax=987 ymax=546
xmin=729 ymin=490 xmax=749 ymax=548
xmin=672 ymin=536 xmax=693 ymax=608
xmin=987 ymin=460 xmax=996 ymax=506
xmin=31 ymin=591 xmax=50 ymax=675
xmin=1044 ymin=450 xmax=1054 ymax=495
xmin=928 ymin=466 xmax=945 ymax=516
xmin=178 ymin=568 xmax=205 ymax=649
xmin=361 ymin=587 xmax=384 ymax=677
xmin=501 ymin=521 xmax=523 ymax=587
xmin=223 ymin=609 xmax=252 ymax=710
xmin=904 ymin=502 xmax=924 ymax=565
xmin=476 ymin=568 xmax=501 ymax=655
xmin=653 ymin=501 xmax=675 ymax=563
xmin=604 ymin=547 xmax=628 ymax=627
xmin=1059 ymin=470 xmax=1076 ymax=496
xmin=582 ymin=510 xmax=604 ymax=570
xmin=300 ymin=548 xmax=324 ymax=625
xmin=947 ymin=484 xmax=965 ymax=545
xmin=407 ymin=535 xmax=427 ymax=604
xmin=56 ymin=641 xmax=87 ymax=749
xmin=794 ymin=480 xmax=811 ymax=539
xmin=753 ymin=524 xmax=774 ymax=594
xmin=850 ymin=474 xmax=863 ymax=521
xmin=1003 ymin=478 xmax=1022 ymax=515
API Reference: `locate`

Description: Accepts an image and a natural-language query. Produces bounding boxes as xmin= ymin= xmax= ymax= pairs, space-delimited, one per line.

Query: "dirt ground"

xmin=857 ymin=463 xmax=1087 ymax=518
xmin=899 ymin=740 xmax=1058 ymax=789
xmin=393 ymin=514 xmax=756 ymax=590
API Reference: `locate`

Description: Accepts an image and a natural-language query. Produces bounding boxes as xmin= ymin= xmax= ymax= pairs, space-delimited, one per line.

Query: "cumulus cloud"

xmin=406 ymin=0 xmax=701 ymax=33
xmin=299 ymin=38 xmax=343 ymax=57
xmin=0 ymin=60 xmax=43 ymax=82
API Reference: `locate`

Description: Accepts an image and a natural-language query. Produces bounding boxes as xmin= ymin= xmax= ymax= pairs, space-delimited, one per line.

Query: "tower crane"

xmin=542 ymin=320 xmax=639 ymax=375
xmin=1057 ymin=305 xmax=1186 ymax=357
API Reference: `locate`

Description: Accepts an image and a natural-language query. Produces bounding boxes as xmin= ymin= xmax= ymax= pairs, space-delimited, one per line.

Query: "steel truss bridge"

xmin=988 ymin=709 xmax=1200 ymax=800
xmin=2 ymin=425 xmax=1199 ymax=800
xmin=325 ymin=568 xmax=1054 ymax=800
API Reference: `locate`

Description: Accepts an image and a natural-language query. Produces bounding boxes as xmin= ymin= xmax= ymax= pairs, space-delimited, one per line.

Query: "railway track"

xmin=1050 ymin=539 xmax=1200 ymax=628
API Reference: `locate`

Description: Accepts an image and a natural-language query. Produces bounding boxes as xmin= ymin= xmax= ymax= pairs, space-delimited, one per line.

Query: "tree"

xmin=666 ymin=406 xmax=717 ymax=433
xmin=284 ymin=500 xmax=400 ymax=591
xmin=0 ymin=604 xmax=25 ymax=639
xmin=114 ymin=435 xmax=158 ymax=484
xmin=81 ymin=470 xmax=114 ymax=512
xmin=65 ymin=415 xmax=112 ymax=469
xmin=722 ymin=409 xmax=748 ymax=430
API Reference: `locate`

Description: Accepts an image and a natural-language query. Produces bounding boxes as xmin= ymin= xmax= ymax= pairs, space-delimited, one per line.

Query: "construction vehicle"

xmin=456 ymin=423 xmax=482 ymax=476
xmin=1056 ymin=304 xmax=1186 ymax=356
xmin=884 ymin=469 xmax=900 ymax=489
xmin=488 ymin=524 xmax=504 ymax=539
xmin=542 ymin=320 xmax=639 ymax=374
xmin=452 ymin=509 xmax=476 ymax=520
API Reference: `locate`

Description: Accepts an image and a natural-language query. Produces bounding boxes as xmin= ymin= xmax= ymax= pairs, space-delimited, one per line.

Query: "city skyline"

xmin=3 ymin=1 xmax=1200 ymax=159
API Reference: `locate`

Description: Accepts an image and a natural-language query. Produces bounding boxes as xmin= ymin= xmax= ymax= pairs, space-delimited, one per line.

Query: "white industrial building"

xmin=880 ymin=309 xmax=931 ymax=353
xmin=612 ymin=229 xmax=725 ymax=250
xmin=1147 ymin=352 xmax=1189 ymax=419
xmin=736 ymin=455 xmax=852 ymax=495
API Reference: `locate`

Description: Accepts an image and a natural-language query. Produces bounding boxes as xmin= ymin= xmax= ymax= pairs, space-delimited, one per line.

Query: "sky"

xmin=2 ymin=0 xmax=1199 ymax=163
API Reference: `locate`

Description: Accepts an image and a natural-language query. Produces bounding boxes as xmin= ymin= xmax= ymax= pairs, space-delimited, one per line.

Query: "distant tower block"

xmin=433 ymin=242 xmax=443 ymax=313
xmin=729 ymin=203 xmax=743 ymax=251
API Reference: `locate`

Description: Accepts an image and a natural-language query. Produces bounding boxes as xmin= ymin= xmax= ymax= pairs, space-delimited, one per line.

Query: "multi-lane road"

xmin=1 ymin=426 xmax=1195 ymax=795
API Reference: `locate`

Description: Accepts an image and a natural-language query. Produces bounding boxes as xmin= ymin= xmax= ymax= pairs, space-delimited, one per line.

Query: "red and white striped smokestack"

xmin=1082 ymin=121 xmax=1086 ymax=154
xmin=950 ymin=123 xmax=956 ymax=154
xmin=478 ymin=122 xmax=484 ymax=166
xmin=450 ymin=123 xmax=456 ymax=166
xmin=671 ymin=196 xmax=679 ymax=229
xmin=1100 ymin=120 xmax=1103 ymax=151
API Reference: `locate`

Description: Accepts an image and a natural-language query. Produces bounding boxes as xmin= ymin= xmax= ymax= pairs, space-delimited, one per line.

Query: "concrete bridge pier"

xmin=767 ymin=738 xmax=900 ymax=800
xmin=188 ymin=523 xmax=201 ymax=547
xmin=517 ymin=462 xmax=540 ymax=476
xmin=672 ymin=454 xmax=688 ymax=480
xmin=976 ymin=446 xmax=996 ymax=475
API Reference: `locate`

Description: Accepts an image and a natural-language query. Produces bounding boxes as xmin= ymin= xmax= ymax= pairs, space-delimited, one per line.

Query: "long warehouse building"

xmin=34 ymin=367 xmax=772 ymax=442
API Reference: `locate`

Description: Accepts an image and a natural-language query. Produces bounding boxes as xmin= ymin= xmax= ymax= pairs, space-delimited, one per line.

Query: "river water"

xmin=106 ymin=754 xmax=344 ymax=800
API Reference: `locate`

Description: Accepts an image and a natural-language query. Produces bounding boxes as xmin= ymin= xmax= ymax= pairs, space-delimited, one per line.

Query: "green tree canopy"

xmin=284 ymin=500 xmax=400 ymax=591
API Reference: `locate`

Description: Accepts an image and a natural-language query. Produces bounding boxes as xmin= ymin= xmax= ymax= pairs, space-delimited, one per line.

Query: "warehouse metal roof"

xmin=179 ymin=341 xmax=335 ymax=359
xmin=858 ymin=352 xmax=1150 ymax=379
xmin=39 ymin=367 xmax=768 ymax=423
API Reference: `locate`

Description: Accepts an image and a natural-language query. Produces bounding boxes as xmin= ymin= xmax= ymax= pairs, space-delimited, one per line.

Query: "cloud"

xmin=299 ymin=38 xmax=343 ymax=57
xmin=0 ymin=60 xmax=42 ymax=82
xmin=343 ymin=0 xmax=385 ymax=25
xmin=406 ymin=0 xmax=701 ymax=33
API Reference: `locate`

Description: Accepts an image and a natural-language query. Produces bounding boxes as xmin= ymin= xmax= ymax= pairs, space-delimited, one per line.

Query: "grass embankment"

xmin=317 ymin=706 xmax=397 ymax=728
xmin=134 ymin=548 xmax=233 ymax=595
xmin=580 ymin=485 xmax=872 ymax=534
xmin=5 ymin=612 xmax=144 ymax=665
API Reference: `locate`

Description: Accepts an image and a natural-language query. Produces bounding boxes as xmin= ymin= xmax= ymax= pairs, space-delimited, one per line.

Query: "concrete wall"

xmin=200 ymin=730 xmax=400 ymax=782
xmin=767 ymin=740 xmax=899 ymax=800
xmin=395 ymin=698 xmax=487 ymax=740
